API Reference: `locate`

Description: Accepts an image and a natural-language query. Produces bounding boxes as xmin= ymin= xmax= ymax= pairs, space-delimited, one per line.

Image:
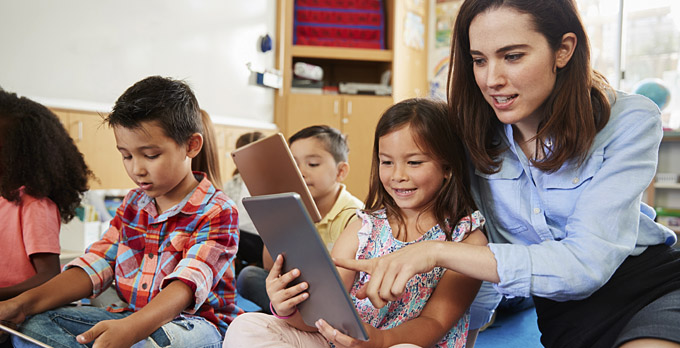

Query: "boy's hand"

xmin=77 ymin=317 xmax=142 ymax=348
xmin=265 ymin=254 xmax=309 ymax=317
xmin=0 ymin=298 xmax=28 ymax=329
xmin=315 ymin=318 xmax=383 ymax=348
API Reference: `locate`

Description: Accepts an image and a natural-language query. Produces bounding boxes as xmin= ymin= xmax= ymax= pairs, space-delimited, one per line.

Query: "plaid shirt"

xmin=66 ymin=173 xmax=243 ymax=335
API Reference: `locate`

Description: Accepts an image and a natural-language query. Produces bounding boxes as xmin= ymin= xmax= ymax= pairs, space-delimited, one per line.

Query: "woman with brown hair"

xmin=335 ymin=0 xmax=680 ymax=347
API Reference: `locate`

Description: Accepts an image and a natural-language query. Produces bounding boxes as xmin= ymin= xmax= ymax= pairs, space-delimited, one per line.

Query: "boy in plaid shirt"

xmin=0 ymin=76 xmax=242 ymax=348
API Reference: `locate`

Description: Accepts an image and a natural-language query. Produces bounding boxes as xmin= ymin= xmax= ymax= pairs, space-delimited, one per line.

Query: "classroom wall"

xmin=0 ymin=1 xmax=277 ymax=127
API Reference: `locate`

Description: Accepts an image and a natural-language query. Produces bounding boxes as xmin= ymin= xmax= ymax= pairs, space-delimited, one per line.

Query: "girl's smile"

xmin=378 ymin=125 xmax=446 ymax=217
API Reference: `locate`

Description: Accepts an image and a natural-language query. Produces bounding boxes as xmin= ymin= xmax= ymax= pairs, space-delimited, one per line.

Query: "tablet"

xmin=0 ymin=322 xmax=53 ymax=348
xmin=242 ymin=193 xmax=369 ymax=341
xmin=231 ymin=133 xmax=322 ymax=223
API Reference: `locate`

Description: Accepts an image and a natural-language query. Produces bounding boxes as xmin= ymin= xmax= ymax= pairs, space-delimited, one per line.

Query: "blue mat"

xmin=475 ymin=308 xmax=543 ymax=348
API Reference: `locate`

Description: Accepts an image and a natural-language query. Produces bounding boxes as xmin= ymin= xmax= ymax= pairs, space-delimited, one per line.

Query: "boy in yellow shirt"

xmin=237 ymin=125 xmax=363 ymax=313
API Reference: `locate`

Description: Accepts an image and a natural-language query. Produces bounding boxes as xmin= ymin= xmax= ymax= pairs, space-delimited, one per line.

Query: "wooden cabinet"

xmin=285 ymin=94 xmax=392 ymax=200
xmin=52 ymin=108 xmax=276 ymax=191
xmin=274 ymin=0 xmax=429 ymax=200
xmin=53 ymin=108 xmax=133 ymax=190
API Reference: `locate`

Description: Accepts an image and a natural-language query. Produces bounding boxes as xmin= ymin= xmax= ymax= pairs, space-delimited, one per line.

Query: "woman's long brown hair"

xmin=448 ymin=0 xmax=613 ymax=174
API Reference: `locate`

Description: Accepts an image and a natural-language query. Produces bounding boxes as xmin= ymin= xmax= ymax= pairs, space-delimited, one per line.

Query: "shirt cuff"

xmin=488 ymin=243 xmax=533 ymax=297
xmin=160 ymin=258 xmax=214 ymax=313
xmin=63 ymin=253 xmax=115 ymax=297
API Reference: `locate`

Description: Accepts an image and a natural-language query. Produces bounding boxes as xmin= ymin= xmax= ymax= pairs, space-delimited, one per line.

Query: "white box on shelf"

xmin=60 ymin=218 xmax=108 ymax=253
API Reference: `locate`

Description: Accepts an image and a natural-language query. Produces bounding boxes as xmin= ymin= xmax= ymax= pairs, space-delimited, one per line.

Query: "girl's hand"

xmin=334 ymin=241 xmax=438 ymax=308
xmin=315 ymin=319 xmax=383 ymax=348
xmin=265 ymin=254 xmax=309 ymax=317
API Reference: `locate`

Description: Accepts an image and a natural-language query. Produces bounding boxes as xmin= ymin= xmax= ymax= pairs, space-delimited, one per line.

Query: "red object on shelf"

xmin=294 ymin=0 xmax=385 ymax=49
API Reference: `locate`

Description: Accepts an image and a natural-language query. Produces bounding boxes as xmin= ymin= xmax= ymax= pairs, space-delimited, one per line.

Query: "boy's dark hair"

xmin=0 ymin=91 xmax=92 ymax=222
xmin=106 ymin=76 xmax=203 ymax=146
xmin=364 ymin=98 xmax=477 ymax=241
xmin=288 ymin=125 xmax=349 ymax=163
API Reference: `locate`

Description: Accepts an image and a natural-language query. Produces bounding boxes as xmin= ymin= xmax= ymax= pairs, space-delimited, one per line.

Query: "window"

xmin=578 ymin=0 xmax=680 ymax=128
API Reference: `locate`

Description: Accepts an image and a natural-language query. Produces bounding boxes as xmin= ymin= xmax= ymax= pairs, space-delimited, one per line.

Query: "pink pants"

xmin=222 ymin=313 xmax=421 ymax=348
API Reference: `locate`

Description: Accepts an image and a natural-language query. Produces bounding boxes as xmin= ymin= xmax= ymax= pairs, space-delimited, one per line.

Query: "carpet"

xmin=475 ymin=307 xmax=543 ymax=348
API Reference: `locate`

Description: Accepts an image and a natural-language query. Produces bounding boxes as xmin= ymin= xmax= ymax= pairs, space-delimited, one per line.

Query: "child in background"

xmin=223 ymin=131 xmax=266 ymax=272
xmin=193 ymin=109 xmax=223 ymax=190
xmin=0 ymin=76 xmax=243 ymax=348
xmin=236 ymin=125 xmax=363 ymax=314
xmin=0 ymin=91 xmax=91 ymax=301
xmin=224 ymin=98 xmax=487 ymax=347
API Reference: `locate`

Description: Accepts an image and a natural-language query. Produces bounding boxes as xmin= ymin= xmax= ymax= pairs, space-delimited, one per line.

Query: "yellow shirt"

xmin=316 ymin=184 xmax=364 ymax=251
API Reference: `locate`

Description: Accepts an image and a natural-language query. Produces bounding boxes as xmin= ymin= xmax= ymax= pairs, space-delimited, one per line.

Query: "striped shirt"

xmin=66 ymin=173 xmax=243 ymax=335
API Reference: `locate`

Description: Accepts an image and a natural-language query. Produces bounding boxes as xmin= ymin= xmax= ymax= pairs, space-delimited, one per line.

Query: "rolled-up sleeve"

xmin=480 ymin=96 xmax=665 ymax=301
xmin=64 ymin=218 xmax=122 ymax=296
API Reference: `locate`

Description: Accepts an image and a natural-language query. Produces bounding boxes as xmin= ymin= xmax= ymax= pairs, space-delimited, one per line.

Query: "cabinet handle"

xmin=334 ymin=100 xmax=340 ymax=115
xmin=346 ymin=101 xmax=352 ymax=115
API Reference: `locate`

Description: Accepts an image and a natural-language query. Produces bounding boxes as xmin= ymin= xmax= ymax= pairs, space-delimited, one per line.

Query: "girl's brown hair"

xmin=364 ymin=98 xmax=477 ymax=240
xmin=449 ymin=0 xmax=612 ymax=174
xmin=192 ymin=109 xmax=223 ymax=190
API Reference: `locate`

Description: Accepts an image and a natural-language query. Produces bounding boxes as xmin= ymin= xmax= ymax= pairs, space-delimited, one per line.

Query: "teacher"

xmin=336 ymin=0 xmax=680 ymax=347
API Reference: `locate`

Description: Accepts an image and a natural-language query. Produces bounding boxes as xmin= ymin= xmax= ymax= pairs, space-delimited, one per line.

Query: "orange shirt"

xmin=0 ymin=191 xmax=60 ymax=287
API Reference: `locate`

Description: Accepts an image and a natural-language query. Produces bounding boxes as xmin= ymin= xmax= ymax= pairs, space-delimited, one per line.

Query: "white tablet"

xmin=0 ymin=322 xmax=53 ymax=348
xmin=242 ymin=193 xmax=369 ymax=341
xmin=231 ymin=133 xmax=322 ymax=223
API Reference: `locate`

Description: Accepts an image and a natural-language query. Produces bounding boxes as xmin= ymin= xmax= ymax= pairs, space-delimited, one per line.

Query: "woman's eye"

xmin=146 ymin=154 xmax=159 ymax=159
xmin=380 ymin=160 xmax=392 ymax=166
xmin=122 ymin=155 xmax=132 ymax=160
xmin=308 ymin=162 xmax=319 ymax=167
xmin=506 ymin=53 xmax=523 ymax=61
xmin=472 ymin=57 xmax=486 ymax=66
xmin=408 ymin=161 xmax=423 ymax=166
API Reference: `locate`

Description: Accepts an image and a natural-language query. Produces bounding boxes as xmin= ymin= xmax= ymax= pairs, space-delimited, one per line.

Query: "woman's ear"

xmin=556 ymin=32 xmax=577 ymax=69
xmin=186 ymin=133 xmax=204 ymax=159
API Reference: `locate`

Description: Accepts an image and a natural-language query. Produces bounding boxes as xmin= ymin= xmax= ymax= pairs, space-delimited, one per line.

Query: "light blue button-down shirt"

xmin=471 ymin=92 xmax=677 ymax=301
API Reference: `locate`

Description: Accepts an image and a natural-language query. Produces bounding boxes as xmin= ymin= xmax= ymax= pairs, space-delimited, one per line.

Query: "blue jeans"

xmin=12 ymin=306 xmax=222 ymax=348
xmin=468 ymin=281 xmax=503 ymax=330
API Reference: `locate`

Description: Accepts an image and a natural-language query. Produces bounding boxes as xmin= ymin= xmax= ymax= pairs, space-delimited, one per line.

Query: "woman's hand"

xmin=266 ymin=254 xmax=309 ymax=317
xmin=334 ymin=241 xmax=439 ymax=308
xmin=315 ymin=319 xmax=383 ymax=348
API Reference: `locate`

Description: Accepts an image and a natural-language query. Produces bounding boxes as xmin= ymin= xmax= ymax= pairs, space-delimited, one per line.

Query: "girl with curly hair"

xmin=0 ymin=90 xmax=91 ymax=301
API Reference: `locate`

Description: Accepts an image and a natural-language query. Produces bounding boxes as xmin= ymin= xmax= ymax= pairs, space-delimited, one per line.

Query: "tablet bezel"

xmin=242 ymin=193 xmax=369 ymax=341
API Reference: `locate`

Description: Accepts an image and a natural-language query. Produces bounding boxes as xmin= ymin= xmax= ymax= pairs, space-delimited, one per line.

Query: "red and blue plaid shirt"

xmin=66 ymin=173 xmax=243 ymax=335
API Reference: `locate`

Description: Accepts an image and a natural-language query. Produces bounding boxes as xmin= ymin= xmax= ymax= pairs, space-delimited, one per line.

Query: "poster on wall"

xmin=429 ymin=0 xmax=463 ymax=100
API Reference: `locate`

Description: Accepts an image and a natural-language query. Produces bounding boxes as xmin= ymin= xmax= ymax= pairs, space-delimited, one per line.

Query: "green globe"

xmin=634 ymin=78 xmax=671 ymax=110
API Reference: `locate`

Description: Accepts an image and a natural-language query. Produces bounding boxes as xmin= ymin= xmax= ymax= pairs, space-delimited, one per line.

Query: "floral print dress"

xmin=350 ymin=209 xmax=485 ymax=348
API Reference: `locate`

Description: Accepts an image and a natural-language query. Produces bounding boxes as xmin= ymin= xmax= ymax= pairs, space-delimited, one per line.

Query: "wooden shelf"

xmin=291 ymin=45 xmax=393 ymax=62
xmin=663 ymin=130 xmax=680 ymax=141
xmin=655 ymin=182 xmax=680 ymax=189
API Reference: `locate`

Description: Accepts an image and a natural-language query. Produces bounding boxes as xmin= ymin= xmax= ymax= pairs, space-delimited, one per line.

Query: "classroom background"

xmin=1 ymin=1 xmax=679 ymax=346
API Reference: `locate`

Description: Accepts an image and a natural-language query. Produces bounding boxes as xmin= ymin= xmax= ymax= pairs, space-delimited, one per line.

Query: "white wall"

xmin=0 ymin=1 xmax=277 ymax=127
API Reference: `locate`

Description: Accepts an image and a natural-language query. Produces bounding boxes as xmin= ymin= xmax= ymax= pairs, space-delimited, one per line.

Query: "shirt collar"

xmin=139 ymin=172 xmax=215 ymax=221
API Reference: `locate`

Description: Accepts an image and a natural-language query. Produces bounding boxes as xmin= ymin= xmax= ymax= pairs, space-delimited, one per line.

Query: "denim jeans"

xmin=12 ymin=306 xmax=222 ymax=348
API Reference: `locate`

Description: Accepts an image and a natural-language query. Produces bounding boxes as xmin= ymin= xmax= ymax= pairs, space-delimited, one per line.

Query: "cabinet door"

xmin=67 ymin=111 xmax=134 ymax=190
xmin=285 ymin=94 xmax=342 ymax=138
xmin=341 ymin=95 xmax=393 ymax=201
